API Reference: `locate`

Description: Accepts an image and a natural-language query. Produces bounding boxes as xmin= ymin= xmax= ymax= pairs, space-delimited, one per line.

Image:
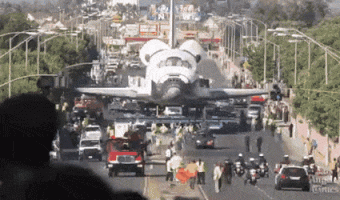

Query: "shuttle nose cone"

xmin=163 ymin=87 xmax=181 ymax=100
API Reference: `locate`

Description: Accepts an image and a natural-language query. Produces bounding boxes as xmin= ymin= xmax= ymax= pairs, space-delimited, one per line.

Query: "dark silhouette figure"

xmin=289 ymin=123 xmax=293 ymax=138
xmin=223 ymin=158 xmax=233 ymax=184
xmin=0 ymin=93 xmax=146 ymax=200
xmin=332 ymin=158 xmax=339 ymax=183
xmin=245 ymin=136 xmax=250 ymax=152
xmin=240 ymin=111 xmax=247 ymax=132
xmin=257 ymin=136 xmax=263 ymax=152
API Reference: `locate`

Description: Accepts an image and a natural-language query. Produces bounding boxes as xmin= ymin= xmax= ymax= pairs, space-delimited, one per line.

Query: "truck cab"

xmin=106 ymin=137 xmax=145 ymax=177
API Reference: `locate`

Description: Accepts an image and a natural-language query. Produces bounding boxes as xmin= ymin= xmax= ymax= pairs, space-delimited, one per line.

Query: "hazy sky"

xmin=0 ymin=0 xmax=58 ymax=4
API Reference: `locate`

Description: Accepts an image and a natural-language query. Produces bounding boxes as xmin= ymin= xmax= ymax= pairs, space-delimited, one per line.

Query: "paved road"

xmin=182 ymin=129 xmax=340 ymax=200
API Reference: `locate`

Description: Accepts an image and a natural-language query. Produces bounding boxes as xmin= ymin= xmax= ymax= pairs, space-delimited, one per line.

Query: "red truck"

xmin=106 ymin=137 xmax=146 ymax=177
xmin=106 ymin=124 xmax=147 ymax=177
xmin=74 ymin=95 xmax=104 ymax=119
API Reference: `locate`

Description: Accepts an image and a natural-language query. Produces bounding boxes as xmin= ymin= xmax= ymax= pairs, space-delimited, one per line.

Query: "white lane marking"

xmin=255 ymin=185 xmax=275 ymax=200
xmin=143 ymin=176 xmax=148 ymax=197
xmin=198 ymin=185 xmax=209 ymax=200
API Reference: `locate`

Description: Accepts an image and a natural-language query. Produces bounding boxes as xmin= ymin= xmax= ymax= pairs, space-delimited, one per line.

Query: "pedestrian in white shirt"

xmin=165 ymin=146 xmax=172 ymax=164
xmin=170 ymin=141 xmax=176 ymax=155
xmin=213 ymin=162 xmax=222 ymax=193
xmin=196 ymin=159 xmax=205 ymax=185
xmin=166 ymin=159 xmax=173 ymax=182
xmin=169 ymin=152 xmax=183 ymax=181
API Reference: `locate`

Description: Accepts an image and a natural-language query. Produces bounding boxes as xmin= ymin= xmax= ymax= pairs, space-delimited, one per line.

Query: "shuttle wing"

xmin=201 ymin=88 xmax=268 ymax=100
xmin=75 ymin=87 xmax=151 ymax=98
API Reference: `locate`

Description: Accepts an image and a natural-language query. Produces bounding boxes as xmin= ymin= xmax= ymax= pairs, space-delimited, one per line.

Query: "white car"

xmin=247 ymin=104 xmax=262 ymax=119
xmin=78 ymin=135 xmax=103 ymax=161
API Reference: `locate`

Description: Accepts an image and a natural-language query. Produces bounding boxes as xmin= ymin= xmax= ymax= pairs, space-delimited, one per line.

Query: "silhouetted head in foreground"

xmin=0 ymin=93 xmax=146 ymax=200
xmin=0 ymin=93 xmax=58 ymax=165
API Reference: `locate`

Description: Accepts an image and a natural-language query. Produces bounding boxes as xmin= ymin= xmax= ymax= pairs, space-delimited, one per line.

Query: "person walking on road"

xmin=223 ymin=158 xmax=233 ymax=185
xmin=213 ymin=162 xmax=222 ymax=193
xmin=185 ymin=160 xmax=198 ymax=189
xmin=165 ymin=145 xmax=172 ymax=164
xmin=289 ymin=123 xmax=293 ymax=138
xmin=257 ymin=136 xmax=263 ymax=152
xmin=169 ymin=152 xmax=182 ymax=181
xmin=166 ymin=158 xmax=173 ymax=182
xmin=331 ymin=158 xmax=339 ymax=183
xmin=245 ymin=135 xmax=250 ymax=152
xmin=196 ymin=159 xmax=205 ymax=185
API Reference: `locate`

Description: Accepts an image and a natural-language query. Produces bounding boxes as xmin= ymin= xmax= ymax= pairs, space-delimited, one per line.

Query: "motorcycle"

xmin=245 ymin=168 xmax=259 ymax=185
xmin=309 ymin=163 xmax=316 ymax=175
xmin=259 ymin=163 xmax=269 ymax=177
xmin=235 ymin=162 xmax=245 ymax=177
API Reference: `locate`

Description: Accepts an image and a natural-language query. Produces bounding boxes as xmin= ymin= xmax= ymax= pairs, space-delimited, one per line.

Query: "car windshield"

xmin=81 ymin=140 xmax=100 ymax=147
xmin=249 ymin=106 xmax=261 ymax=111
xmin=85 ymin=127 xmax=100 ymax=132
xmin=283 ymin=168 xmax=306 ymax=176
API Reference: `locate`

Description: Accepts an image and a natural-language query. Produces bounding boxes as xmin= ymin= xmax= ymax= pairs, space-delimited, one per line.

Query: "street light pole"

xmin=9 ymin=37 xmax=12 ymax=98
xmin=264 ymin=23 xmax=267 ymax=84
xmin=26 ymin=39 xmax=28 ymax=71
xmin=325 ymin=48 xmax=328 ymax=85
xmin=295 ymin=41 xmax=297 ymax=85
xmin=37 ymin=35 xmax=40 ymax=75
xmin=233 ymin=25 xmax=236 ymax=61
xmin=278 ymin=45 xmax=281 ymax=80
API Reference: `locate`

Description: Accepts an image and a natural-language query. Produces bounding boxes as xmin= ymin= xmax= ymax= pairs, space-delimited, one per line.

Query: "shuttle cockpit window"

xmin=157 ymin=57 xmax=192 ymax=69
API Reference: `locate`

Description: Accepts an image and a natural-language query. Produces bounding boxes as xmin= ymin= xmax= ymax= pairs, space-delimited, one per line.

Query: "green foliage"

xmin=244 ymin=9 xmax=340 ymax=137
xmin=251 ymin=0 xmax=329 ymax=28
xmin=0 ymin=12 xmax=97 ymax=103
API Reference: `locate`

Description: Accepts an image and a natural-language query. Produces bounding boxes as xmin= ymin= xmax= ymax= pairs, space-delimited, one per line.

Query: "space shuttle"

xmin=76 ymin=0 xmax=268 ymax=105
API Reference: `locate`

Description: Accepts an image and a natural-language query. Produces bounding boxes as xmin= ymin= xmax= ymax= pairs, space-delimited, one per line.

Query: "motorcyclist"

xmin=258 ymin=153 xmax=269 ymax=174
xmin=308 ymin=155 xmax=317 ymax=174
xmin=308 ymin=155 xmax=315 ymax=164
xmin=301 ymin=156 xmax=309 ymax=166
xmin=258 ymin=153 xmax=267 ymax=165
xmin=244 ymin=158 xmax=259 ymax=185
xmin=248 ymin=157 xmax=259 ymax=169
xmin=223 ymin=158 xmax=233 ymax=184
xmin=280 ymin=155 xmax=291 ymax=166
xmin=235 ymin=153 xmax=246 ymax=168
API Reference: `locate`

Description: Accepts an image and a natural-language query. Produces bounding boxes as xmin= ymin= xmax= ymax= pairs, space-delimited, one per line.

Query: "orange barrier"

xmin=175 ymin=168 xmax=197 ymax=184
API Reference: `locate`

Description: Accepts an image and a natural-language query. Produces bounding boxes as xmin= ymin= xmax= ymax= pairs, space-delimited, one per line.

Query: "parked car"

xmin=275 ymin=165 xmax=310 ymax=191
